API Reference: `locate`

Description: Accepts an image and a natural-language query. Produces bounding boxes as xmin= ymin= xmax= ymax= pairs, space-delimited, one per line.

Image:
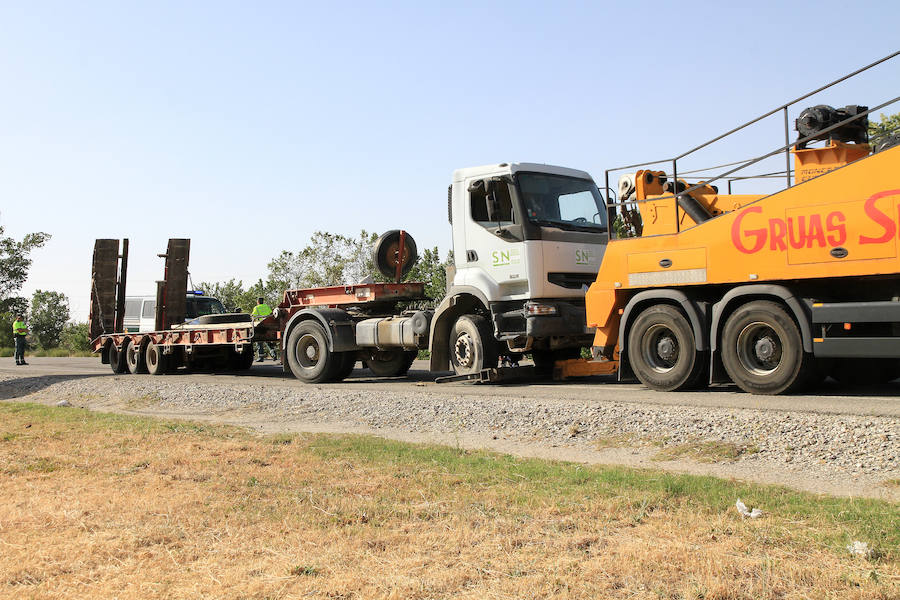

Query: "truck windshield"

xmin=185 ymin=297 xmax=227 ymax=319
xmin=517 ymin=173 xmax=607 ymax=232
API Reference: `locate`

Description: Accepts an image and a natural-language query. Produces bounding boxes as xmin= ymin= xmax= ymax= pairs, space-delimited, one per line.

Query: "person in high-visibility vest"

xmin=12 ymin=314 xmax=28 ymax=366
xmin=250 ymin=297 xmax=276 ymax=362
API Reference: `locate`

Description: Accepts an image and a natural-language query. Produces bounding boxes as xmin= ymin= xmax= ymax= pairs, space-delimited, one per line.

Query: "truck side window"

xmin=142 ymin=301 xmax=156 ymax=319
xmin=470 ymin=182 xmax=515 ymax=226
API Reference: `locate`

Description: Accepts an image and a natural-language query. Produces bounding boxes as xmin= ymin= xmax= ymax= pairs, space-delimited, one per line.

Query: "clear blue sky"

xmin=2 ymin=1 xmax=898 ymax=319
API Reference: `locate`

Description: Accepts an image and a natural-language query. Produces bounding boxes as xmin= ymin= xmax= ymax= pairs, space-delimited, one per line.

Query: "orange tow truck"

xmin=587 ymin=53 xmax=900 ymax=394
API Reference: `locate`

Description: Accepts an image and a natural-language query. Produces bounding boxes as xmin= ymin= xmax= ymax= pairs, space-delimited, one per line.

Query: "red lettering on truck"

xmin=731 ymin=190 xmax=900 ymax=254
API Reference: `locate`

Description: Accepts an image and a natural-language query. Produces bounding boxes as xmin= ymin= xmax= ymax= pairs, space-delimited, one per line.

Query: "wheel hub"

xmin=454 ymin=334 xmax=473 ymax=368
xmin=656 ymin=336 xmax=677 ymax=362
xmin=736 ymin=322 xmax=782 ymax=375
xmin=755 ymin=336 xmax=776 ymax=361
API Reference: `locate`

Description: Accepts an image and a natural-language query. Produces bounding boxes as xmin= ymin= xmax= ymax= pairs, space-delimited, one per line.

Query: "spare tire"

xmin=197 ymin=313 xmax=253 ymax=325
xmin=372 ymin=230 xmax=418 ymax=281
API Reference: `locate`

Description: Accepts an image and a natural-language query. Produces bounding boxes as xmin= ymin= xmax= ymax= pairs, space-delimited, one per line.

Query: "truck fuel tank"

xmin=355 ymin=310 xmax=433 ymax=349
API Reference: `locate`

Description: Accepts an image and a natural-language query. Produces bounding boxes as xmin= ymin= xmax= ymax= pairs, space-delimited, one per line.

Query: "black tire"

xmin=126 ymin=339 xmax=148 ymax=374
xmin=198 ymin=313 xmax=253 ymax=325
xmin=364 ymin=350 xmax=417 ymax=377
xmin=109 ymin=342 xmax=128 ymax=374
xmin=330 ymin=352 xmax=357 ymax=382
xmin=145 ymin=343 xmax=169 ymax=376
xmin=449 ymin=315 xmax=498 ymax=376
xmin=285 ymin=320 xmax=339 ymax=383
xmin=372 ymin=230 xmax=418 ymax=281
xmin=627 ymin=304 xmax=705 ymax=392
xmin=531 ymin=347 xmax=581 ymax=370
xmin=228 ymin=345 xmax=254 ymax=370
xmin=720 ymin=300 xmax=811 ymax=395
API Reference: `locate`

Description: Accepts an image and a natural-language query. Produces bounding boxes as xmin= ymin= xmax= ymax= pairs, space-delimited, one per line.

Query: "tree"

xmin=61 ymin=322 xmax=91 ymax=353
xmin=0 ymin=223 xmax=50 ymax=348
xmin=30 ymin=289 xmax=69 ymax=349
xmin=404 ymin=247 xmax=452 ymax=303
xmin=266 ymin=230 xmax=379 ymax=291
xmin=196 ymin=278 xmax=255 ymax=313
xmin=868 ymin=111 xmax=900 ymax=151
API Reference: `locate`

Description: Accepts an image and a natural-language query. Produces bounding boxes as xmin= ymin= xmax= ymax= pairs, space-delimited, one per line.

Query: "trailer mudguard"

xmin=282 ymin=308 xmax=356 ymax=354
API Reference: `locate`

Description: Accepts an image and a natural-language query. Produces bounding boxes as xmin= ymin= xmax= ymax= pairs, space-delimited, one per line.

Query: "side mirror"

xmin=484 ymin=179 xmax=500 ymax=222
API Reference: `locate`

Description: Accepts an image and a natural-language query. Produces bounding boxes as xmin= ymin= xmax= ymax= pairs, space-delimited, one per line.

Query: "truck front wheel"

xmin=720 ymin=300 xmax=810 ymax=395
xmin=449 ymin=315 xmax=498 ymax=376
xmin=286 ymin=320 xmax=340 ymax=383
xmin=627 ymin=304 xmax=705 ymax=392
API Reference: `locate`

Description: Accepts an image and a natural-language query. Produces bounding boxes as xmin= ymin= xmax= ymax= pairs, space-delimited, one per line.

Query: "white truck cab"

xmin=430 ymin=162 xmax=609 ymax=374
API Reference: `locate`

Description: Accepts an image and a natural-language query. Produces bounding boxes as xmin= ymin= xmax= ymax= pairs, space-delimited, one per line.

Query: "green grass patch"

xmin=307 ymin=433 xmax=899 ymax=560
xmin=1 ymin=401 xmax=897 ymax=563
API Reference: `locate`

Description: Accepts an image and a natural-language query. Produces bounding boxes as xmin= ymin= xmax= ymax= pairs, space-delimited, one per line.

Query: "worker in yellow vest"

xmin=250 ymin=297 xmax=276 ymax=362
xmin=12 ymin=314 xmax=28 ymax=366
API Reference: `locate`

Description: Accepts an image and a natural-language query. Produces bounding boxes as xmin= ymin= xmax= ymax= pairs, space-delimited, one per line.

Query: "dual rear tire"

xmin=627 ymin=300 xmax=812 ymax=395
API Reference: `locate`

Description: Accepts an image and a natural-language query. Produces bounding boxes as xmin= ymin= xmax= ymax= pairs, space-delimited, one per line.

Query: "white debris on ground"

xmin=735 ymin=498 xmax=763 ymax=519
xmin=847 ymin=540 xmax=872 ymax=558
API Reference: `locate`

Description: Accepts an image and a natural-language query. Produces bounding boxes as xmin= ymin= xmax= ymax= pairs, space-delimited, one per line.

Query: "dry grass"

xmin=654 ymin=439 xmax=761 ymax=463
xmin=0 ymin=401 xmax=897 ymax=599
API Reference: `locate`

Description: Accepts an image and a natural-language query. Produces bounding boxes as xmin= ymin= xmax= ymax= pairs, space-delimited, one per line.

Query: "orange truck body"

xmin=586 ymin=140 xmax=900 ymax=393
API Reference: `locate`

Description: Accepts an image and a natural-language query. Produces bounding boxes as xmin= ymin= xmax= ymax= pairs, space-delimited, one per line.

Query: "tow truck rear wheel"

xmin=126 ymin=339 xmax=148 ymax=374
xmin=145 ymin=343 xmax=169 ymax=376
xmin=449 ymin=314 xmax=498 ymax=376
xmin=627 ymin=304 xmax=705 ymax=392
xmin=108 ymin=341 xmax=128 ymax=374
xmin=286 ymin=320 xmax=340 ymax=383
xmin=721 ymin=300 xmax=810 ymax=395
xmin=364 ymin=350 xmax=417 ymax=377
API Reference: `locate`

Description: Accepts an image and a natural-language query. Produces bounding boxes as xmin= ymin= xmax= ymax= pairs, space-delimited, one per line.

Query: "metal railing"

xmin=604 ymin=51 xmax=900 ymax=237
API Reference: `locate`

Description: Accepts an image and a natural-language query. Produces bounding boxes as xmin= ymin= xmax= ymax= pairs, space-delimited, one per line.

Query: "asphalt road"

xmin=3 ymin=357 xmax=899 ymax=418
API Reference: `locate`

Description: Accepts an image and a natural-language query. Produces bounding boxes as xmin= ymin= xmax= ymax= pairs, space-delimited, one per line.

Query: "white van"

xmin=123 ymin=293 xmax=227 ymax=333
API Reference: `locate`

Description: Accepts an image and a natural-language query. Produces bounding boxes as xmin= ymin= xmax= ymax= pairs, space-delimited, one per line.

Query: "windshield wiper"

xmin=530 ymin=218 xmax=607 ymax=233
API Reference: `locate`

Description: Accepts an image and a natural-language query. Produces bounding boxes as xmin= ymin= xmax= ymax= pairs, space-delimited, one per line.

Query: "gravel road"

xmin=2 ymin=357 xmax=898 ymax=500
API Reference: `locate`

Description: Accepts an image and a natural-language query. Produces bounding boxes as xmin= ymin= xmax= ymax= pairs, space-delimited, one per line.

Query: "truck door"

xmin=458 ymin=178 xmax=529 ymax=300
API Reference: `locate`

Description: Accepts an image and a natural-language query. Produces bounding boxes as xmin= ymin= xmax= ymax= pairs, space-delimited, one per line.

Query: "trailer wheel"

xmin=721 ymin=300 xmax=810 ymax=395
xmin=145 ymin=343 xmax=169 ymax=376
xmin=126 ymin=339 xmax=148 ymax=374
xmin=108 ymin=342 xmax=128 ymax=374
xmin=627 ymin=304 xmax=705 ymax=392
xmin=286 ymin=320 xmax=339 ymax=383
xmin=449 ymin=315 xmax=498 ymax=376
xmin=364 ymin=350 xmax=417 ymax=377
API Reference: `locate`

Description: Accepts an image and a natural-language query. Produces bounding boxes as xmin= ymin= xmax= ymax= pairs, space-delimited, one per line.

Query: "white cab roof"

xmin=452 ymin=162 xmax=594 ymax=183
